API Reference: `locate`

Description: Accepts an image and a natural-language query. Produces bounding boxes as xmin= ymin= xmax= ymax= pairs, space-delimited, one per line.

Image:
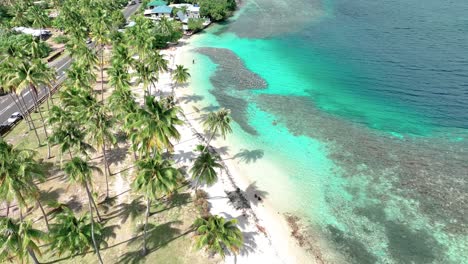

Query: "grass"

xmin=2 ymin=92 xmax=218 ymax=263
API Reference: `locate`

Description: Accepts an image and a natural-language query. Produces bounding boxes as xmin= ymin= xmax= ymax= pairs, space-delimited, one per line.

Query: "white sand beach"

xmin=126 ymin=38 xmax=315 ymax=264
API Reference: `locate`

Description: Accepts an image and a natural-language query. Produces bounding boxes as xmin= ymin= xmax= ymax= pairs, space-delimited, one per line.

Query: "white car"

xmin=7 ymin=112 xmax=22 ymax=124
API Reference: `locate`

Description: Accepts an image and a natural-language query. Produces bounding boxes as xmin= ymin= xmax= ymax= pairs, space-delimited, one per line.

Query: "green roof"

xmin=147 ymin=0 xmax=167 ymax=7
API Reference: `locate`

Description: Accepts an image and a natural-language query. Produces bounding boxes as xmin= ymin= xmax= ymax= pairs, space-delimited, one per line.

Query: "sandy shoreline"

xmin=145 ymin=37 xmax=317 ymax=263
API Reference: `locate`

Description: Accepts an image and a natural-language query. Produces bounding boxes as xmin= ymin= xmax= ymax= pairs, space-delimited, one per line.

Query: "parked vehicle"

xmin=7 ymin=112 xmax=22 ymax=125
xmin=127 ymin=0 xmax=136 ymax=6
xmin=0 ymin=124 xmax=9 ymax=136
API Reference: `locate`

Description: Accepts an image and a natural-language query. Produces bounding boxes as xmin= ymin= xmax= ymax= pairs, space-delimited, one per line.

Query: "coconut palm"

xmin=132 ymin=154 xmax=182 ymax=255
xmin=193 ymin=215 xmax=243 ymax=258
xmin=4 ymin=59 xmax=55 ymax=156
xmin=27 ymin=5 xmax=51 ymax=41
xmin=191 ymin=145 xmax=223 ymax=191
xmin=89 ymin=7 xmax=111 ymax=102
xmin=202 ymin=108 xmax=233 ymax=151
xmin=85 ymin=102 xmax=116 ymax=199
xmin=0 ymin=218 xmax=46 ymax=264
xmin=48 ymin=109 xmax=94 ymax=160
xmin=111 ymin=44 xmax=133 ymax=71
xmin=125 ymin=15 xmax=155 ymax=60
xmin=108 ymin=62 xmax=131 ymax=91
xmin=0 ymin=139 xmax=50 ymax=230
xmin=127 ymin=96 xmax=183 ymax=157
xmin=134 ymin=59 xmax=158 ymax=95
xmin=171 ymin=64 xmax=190 ymax=96
xmin=66 ymin=62 xmax=96 ymax=90
xmin=64 ymin=157 xmax=104 ymax=264
xmin=49 ymin=208 xmax=104 ymax=258
xmin=109 ymin=86 xmax=138 ymax=122
xmin=9 ymin=1 xmax=30 ymax=27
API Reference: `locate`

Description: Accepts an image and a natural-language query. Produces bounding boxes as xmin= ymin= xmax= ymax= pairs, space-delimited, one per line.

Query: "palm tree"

xmin=48 ymin=107 xmax=94 ymax=160
xmin=49 ymin=208 xmax=104 ymax=258
xmin=66 ymin=62 xmax=96 ymax=90
xmin=202 ymin=108 xmax=233 ymax=151
xmin=64 ymin=157 xmax=104 ymax=264
xmin=89 ymin=7 xmax=111 ymax=102
xmin=193 ymin=215 xmax=243 ymax=258
xmin=4 ymin=59 xmax=55 ymax=156
xmin=27 ymin=5 xmax=51 ymax=41
xmin=190 ymin=145 xmax=223 ymax=191
xmin=111 ymin=44 xmax=133 ymax=72
xmin=171 ymin=64 xmax=190 ymax=97
xmin=132 ymin=155 xmax=182 ymax=255
xmin=134 ymin=59 xmax=158 ymax=96
xmin=9 ymin=1 xmax=30 ymax=27
xmin=85 ymin=103 xmax=116 ymax=199
xmin=0 ymin=139 xmax=50 ymax=230
xmin=0 ymin=60 xmax=42 ymax=145
xmin=125 ymin=15 xmax=155 ymax=60
xmin=0 ymin=218 xmax=46 ymax=264
xmin=127 ymin=96 xmax=183 ymax=157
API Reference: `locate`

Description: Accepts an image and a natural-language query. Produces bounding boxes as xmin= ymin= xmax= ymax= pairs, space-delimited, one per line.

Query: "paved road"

xmin=0 ymin=3 xmax=141 ymax=127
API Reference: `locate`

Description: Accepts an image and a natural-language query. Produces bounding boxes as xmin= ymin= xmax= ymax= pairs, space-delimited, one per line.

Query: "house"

xmin=148 ymin=5 xmax=173 ymax=20
xmin=187 ymin=5 xmax=200 ymax=19
xmin=169 ymin=4 xmax=201 ymax=23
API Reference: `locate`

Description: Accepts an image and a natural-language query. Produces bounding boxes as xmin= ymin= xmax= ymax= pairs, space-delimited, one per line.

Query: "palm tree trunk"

xmin=203 ymin=130 xmax=216 ymax=152
xmin=9 ymin=93 xmax=32 ymax=130
xmin=37 ymin=200 xmax=50 ymax=231
xmin=87 ymin=190 xmax=104 ymax=264
xmin=30 ymin=87 xmax=51 ymax=157
xmin=18 ymin=94 xmax=42 ymax=146
xmin=84 ymin=182 xmax=102 ymax=222
xmin=102 ymin=144 xmax=110 ymax=198
xmin=27 ymin=248 xmax=40 ymax=264
xmin=5 ymin=202 xmax=10 ymax=217
xmin=100 ymin=45 xmax=104 ymax=102
xmin=142 ymin=198 xmax=150 ymax=255
xmin=48 ymin=85 xmax=55 ymax=105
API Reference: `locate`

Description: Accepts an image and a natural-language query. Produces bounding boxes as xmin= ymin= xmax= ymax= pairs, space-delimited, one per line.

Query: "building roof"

xmin=152 ymin=5 xmax=172 ymax=14
xmin=176 ymin=10 xmax=187 ymax=22
xmin=147 ymin=0 xmax=167 ymax=7
xmin=187 ymin=6 xmax=200 ymax=12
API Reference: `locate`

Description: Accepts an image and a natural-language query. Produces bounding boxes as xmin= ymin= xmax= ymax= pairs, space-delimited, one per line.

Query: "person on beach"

xmin=193 ymin=59 xmax=195 ymax=64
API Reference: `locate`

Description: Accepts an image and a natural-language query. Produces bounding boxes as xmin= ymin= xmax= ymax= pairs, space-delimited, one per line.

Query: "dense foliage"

xmin=187 ymin=18 xmax=204 ymax=32
xmin=199 ymin=0 xmax=236 ymax=21
xmin=0 ymin=32 xmax=51 ymax=58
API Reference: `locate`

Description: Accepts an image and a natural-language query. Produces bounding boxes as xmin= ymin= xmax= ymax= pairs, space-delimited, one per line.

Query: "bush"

xmin=187 ymin=18 xmax=204 ymax=32
xmin=53 ymin=35 xmax=69 ymax=44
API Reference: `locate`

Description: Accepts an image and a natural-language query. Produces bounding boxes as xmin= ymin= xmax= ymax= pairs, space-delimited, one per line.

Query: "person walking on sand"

xmin=193 ymin=59 xmax=195 ymax=64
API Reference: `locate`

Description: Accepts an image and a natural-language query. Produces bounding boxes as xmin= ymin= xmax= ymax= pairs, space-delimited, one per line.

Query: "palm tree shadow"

xmin=118 ymin=221 xmax=189 ymax=264
xmin=232 ymin=149 xmax=264 ymax=164
xmin=219 ymin=212 xmax=249 ymax=229
xmin=179 ymin=94 xmax=204 ymax=103
xmin=117 ymin=198 xmax=146 ymax=224
xmin=238 ymin=231 xmax=258 ymax=256
xmin=151 ymin=193 xmax=192 ymax=215
xmin=172 ymin=149 xmax=195 ymax=163
xmin=245 ymin=181 xmax=269 ymax=206
xmin=107 ymin=145 xmax=130 ymax=167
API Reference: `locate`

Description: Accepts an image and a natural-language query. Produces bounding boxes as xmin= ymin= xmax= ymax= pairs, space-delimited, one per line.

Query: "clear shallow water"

xmin=184 ymin=0 xmax=468 ymax=262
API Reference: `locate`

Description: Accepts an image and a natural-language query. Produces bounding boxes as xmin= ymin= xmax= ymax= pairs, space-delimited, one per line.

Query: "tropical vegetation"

xmin=0 ymin=0 xmax=243 ymax=262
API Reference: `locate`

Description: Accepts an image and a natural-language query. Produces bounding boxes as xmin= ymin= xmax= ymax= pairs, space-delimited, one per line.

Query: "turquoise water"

xmin=184 ymin=0 xmax=468 ymax=262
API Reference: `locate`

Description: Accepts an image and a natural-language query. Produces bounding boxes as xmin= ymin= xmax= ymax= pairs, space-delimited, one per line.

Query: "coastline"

xmin=155 ymin=37 xmax=317 ymax=263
